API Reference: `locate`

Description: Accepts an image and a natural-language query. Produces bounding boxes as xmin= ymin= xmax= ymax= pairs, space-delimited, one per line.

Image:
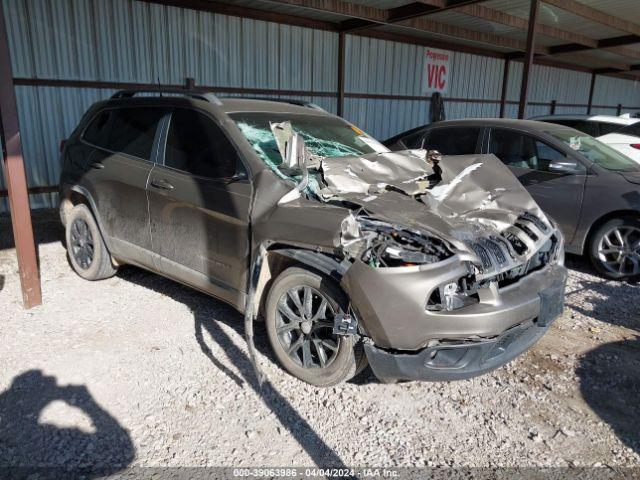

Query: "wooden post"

xmin=0 ymin=6 xmax=42 ymax=308
xmin=337 ymin=32 xmax=345 ymax=117
xmin=587 ymin=72 xmax=596 ymax=114
xmin=550 ymin=100 xmax=557 ymax=115
xmin=185 ymin=77 xmax=195 ymax=90
xmin=499 ymin=58 xmax=510 ymax=118
xmin=518 ymin=0 xmax=539 ymax=119
xmin=617 ymin=103 xmax=623 ymax=115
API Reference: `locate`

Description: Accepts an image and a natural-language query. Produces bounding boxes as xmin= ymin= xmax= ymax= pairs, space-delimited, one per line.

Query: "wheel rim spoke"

xmin=287 ymin=288 xmax=305 ymax=316
xmin=311 ymin=338 xmax=328 ymax=367
xmin=598 ymin=225 xmax=640 ymax=277
xmin=275 ymin=284 xmax=340 ymax=370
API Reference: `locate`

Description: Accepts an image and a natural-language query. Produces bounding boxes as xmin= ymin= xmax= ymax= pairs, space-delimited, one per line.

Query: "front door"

xmin=147 ymin=108 xmax=252 ymax=309
xmin=487 ymin=128 xmax=586 ymax=243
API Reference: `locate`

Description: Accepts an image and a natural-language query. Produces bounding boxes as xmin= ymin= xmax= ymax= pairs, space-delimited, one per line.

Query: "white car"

xmin=598 ymin=122 xmax=640 ymax=164
xmin=532 ymin=114 xmax=640 ymax=138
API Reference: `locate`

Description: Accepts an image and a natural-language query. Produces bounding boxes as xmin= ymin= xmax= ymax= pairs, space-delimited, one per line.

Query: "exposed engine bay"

xmin=268 ymin=121 xmax=563 ymax=310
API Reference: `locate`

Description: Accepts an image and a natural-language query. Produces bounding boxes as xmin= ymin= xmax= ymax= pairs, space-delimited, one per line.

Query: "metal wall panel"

xmin=592 ymin=75 xmax=640 ymax=109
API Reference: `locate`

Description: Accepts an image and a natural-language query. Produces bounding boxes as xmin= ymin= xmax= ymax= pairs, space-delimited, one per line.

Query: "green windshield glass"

xmin=546 ymin=128 xmax=640 ymax=172
xmin=229 ymin=112 xmax=387 ymax=171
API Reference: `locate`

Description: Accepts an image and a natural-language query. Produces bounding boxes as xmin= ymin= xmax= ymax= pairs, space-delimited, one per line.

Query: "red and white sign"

xmin=424 ymin=48 xmax=450 ymax=94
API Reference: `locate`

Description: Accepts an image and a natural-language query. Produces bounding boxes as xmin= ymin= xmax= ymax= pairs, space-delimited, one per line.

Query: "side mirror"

xmin=548 ymin=159 xmax=579 ymax=174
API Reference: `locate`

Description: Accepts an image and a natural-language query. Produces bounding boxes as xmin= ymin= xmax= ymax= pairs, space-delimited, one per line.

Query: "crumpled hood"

xmin=320 ymin=150 xmax=551 ymax=252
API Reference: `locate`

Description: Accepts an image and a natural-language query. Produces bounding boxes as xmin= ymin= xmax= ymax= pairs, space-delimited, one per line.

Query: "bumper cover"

xmin=363 ymin=277 xmax=565 ymax=383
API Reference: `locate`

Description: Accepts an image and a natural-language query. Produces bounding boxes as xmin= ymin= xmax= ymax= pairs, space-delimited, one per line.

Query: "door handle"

xmin=90 ymin=162 xmax=104 ymax=169
xmin=150 ymin=178 xmax=174 ymax=190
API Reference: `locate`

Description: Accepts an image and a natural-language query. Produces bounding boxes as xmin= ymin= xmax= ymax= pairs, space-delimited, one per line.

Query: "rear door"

xmin=80 ymin=106 xmax=166 ymax=266
xmin=147 ymin=107 xmax=252 ymax=308
xmin=486 ymin=127 xmax=587 ymax=242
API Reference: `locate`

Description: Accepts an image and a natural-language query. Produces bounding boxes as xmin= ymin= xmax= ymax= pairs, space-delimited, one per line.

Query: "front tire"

xmin=65 ymin=204 xmax=117 ymax=280
xmin=265 ymin=266 xmax=364 ymax=386
xmin=588 ymin=217 xmax=640 ymax=280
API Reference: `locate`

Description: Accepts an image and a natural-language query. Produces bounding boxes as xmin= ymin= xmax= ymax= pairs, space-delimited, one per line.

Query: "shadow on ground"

xmin=0 ymin=209 xmax=63 ymax=251
xmin=0 ymin=370 xmax=134 ymax=475
xmin=119 ymin=266 xmax=349 ymax=468
xmin=577 ymin=338 xmax=640 ymax=455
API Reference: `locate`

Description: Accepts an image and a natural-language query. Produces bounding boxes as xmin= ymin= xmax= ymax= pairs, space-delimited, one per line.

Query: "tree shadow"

xmin=0 ymin=370 xmax=134 ymax=476
xmin=577 ymin=338 xmax=640 ymax=455
xmin=118 ymin=266 xmax=349 ymax=468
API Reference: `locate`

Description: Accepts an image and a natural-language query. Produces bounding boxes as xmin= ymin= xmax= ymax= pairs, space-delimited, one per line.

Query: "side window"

xmin=83 ymin=110 xmax=113 ymax=149
xmin=489 ymin=129 xmax=538 ymax=169
xmin=535 ymin=141 xmax=566 ymax=170
xmin=570 ymin=121 xmax=598 ymax=137
xmin=164 ymin=109 xmax=239 ymax=178
xmin=400 ymin=128 xmax=427 ymax=149
xmin=83 ymin=107 xmax=165 ymax=160
xmin=424 ymin=127 xmax=480 ymax=155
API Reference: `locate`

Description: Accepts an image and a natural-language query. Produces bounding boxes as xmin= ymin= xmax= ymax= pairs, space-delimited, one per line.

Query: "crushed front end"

xmin=254 ymin=121 xmax=568 ymax=383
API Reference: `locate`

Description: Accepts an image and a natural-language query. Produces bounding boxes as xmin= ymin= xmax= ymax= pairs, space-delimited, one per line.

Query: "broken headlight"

xmin=426 ymin=272 xmax=480 ymax=312
xmin=342 ymin=216 xmax=454 ymax=268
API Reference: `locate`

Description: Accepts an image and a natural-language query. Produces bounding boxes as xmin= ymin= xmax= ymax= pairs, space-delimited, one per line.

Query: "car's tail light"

xmin=59 ymin=139 xmax=66 ymax=153
xmin=630 ymin=143 xmax=640 ymax=150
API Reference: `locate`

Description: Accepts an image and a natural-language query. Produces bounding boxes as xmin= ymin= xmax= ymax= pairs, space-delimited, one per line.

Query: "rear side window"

xmin=424 ymin=127 xmax=480 ymax=155
xmin=83 ymin=107 xmax=165 ymax=160
xmin=164 ymin=109 xmax=239 ymax=178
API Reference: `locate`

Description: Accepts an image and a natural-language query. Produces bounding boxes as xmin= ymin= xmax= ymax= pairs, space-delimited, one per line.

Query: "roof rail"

xmin=110 ymin=89 xmax=223 ymax=106
xmin=238 ymin=97 xmax=326 ymax=112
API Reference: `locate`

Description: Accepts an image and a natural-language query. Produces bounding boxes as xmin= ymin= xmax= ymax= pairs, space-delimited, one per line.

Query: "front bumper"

xmin=341 ymin=257 xmax=567 ymax=382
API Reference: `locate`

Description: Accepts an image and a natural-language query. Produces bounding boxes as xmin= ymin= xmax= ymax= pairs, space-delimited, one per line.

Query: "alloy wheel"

xmin=275 ymin=286 xmax=339 ymax=369
xmin=70 ymin=218 xmax=94 ymax=270
xmin=597 ymin=225 xmax=640 ymax=277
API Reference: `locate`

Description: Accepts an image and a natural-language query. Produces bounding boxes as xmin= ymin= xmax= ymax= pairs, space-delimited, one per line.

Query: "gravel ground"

xmin=0 ymin=210 xmax=639 ymax=470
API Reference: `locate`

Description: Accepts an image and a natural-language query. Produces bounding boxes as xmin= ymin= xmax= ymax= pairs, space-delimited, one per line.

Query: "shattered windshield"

xmin=230 ymin=112 xmax=388 ymax=172
xmin=546 ymin=128 xmax=640 ymax=172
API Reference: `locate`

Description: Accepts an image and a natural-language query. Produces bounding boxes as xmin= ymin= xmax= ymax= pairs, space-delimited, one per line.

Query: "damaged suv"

xmin=59 ymin=91 xmax=567 ymax=386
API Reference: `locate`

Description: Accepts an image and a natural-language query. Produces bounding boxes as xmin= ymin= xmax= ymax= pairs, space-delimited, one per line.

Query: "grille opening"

xmin=515 ymin=222 xmax=539 ymax=241
xmin=519 ymin=212 xmax=548 ymax=233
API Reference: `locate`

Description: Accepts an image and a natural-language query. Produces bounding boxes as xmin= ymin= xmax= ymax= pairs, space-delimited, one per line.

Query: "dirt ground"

xmin=0 ymin=210 xmax=639 ymax=471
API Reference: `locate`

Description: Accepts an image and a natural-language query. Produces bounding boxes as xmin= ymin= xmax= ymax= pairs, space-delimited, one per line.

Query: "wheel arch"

xmin=253 ymin=246 xmax=349 ymax=320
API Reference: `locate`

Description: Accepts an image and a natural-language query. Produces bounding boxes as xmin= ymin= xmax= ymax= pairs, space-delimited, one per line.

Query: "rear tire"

xmin=265 ymin=266 xmax=364 ymax=386
xmin=588 ymin=216 xmax=640 ymax=280
xmin=65 ymin=204 xmax=117 ymax=280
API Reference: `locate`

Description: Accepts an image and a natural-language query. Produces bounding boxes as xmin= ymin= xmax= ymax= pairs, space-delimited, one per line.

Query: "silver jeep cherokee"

xmin=59 ymin=90 xmax=567 ymax=386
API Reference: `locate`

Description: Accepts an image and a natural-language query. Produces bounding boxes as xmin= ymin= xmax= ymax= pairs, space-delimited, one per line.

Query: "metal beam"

xmin=549 ymin=34 xmax=640 ymax=55
xmin=0 ymin=7 xmax=41 ymax=309
xmin=518 ymin=0 xmax=539 ymax=119
xmin=337 ymin=32 xmax=345 ymax=117
xmin=341 ymin=0 xmax=487 ymax=32
xmin=587 ymin=72 xmax=596 ymax=114
xmin=541 ymin=0 xmax=640 ymax=37
xmin=499 ymin=58 xmax=510 ymax=118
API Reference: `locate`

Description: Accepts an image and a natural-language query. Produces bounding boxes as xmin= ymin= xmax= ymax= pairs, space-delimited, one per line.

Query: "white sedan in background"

xmin=533 ymin=114 xmax=639 ymax=137
xmin=598 ymin=122 xmax=640 ymax=164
